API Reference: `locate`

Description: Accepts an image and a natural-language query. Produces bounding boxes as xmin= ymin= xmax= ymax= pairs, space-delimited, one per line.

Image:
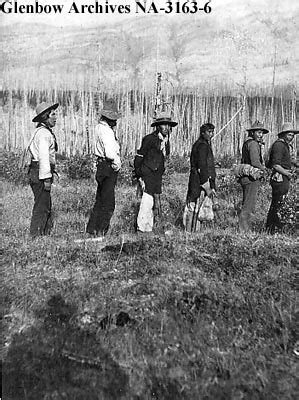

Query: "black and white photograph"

xmin=1 ymin=0 xmax=298 ymax=398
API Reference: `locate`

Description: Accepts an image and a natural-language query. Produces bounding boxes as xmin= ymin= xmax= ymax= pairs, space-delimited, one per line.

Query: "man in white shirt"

xmin=86 ymin=99 xmax=121 ymax=239
xmin=29 ymin=102 xmax=59 ymax=237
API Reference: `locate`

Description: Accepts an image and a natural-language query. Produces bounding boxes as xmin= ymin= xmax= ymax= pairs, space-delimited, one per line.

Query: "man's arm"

xmin=247 ymin=140 xmax=265 ymax=170
xmin=196 ymin=143 xmax=209 ymax=184
xmin=37 ymin=131 xmax=52 ymax=180
xmin=271 ymin=141 xmax=293 ymax=178
xmin=196 ymin=143 xmax=216 ymax=196
xmin=134 ymin=136 xmax=149 ymax=178
xmin=100 ymin=126 xmax=121 ymax=171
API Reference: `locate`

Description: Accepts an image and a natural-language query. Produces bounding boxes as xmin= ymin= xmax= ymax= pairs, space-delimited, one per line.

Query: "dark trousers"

xmin=29 ymin=166 xmax=53 ymax=237
xmin=86 ymin=161 xmax=118 ymax=236
xmin=266 ymin=177 xmax=289 ymax=233
xmin=239 ymin=178 xmax=260 ymax=232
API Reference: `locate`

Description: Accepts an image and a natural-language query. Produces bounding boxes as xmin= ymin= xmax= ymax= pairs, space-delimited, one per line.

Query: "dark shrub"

xmin=0 ymin=150 xmax=28 ymax=185
xmin=66 ymin=154 xmax=95 ymax=180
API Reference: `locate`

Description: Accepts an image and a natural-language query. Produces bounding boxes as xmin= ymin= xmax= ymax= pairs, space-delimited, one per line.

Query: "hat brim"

xmin=101 ymin=110 xmax=122 ymax=120
xmin=278 ymin=130 xmax=299 ymax=135
xmin=246 ymin=127 xmax=269 ymax=134
xmin=151 ymin=119 xmax=178 ymax=127
xmin=32 ymin=103 xmax=59 ymax=122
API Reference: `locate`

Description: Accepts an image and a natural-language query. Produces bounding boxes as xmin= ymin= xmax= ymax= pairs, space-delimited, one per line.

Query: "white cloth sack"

xmin=198 ymin=196 xmax=214 ymax=221
xmin=137 ymin=192 xmax=154 ymax=232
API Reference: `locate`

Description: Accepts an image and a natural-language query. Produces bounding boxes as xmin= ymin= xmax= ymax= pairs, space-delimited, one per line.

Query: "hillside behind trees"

xmin=1 ymin=1 xmax=298 ymax=92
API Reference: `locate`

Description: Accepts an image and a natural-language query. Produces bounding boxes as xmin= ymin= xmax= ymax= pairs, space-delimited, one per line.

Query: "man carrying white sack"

xmin=133 ymin=111 xmax=178 ymax=233
xmin=183 ymin=123 xmax=217 ymax=233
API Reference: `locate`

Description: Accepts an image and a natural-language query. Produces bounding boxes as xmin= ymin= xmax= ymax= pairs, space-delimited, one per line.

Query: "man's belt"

xmin=97 ymin=157 xmax=111 ymax=164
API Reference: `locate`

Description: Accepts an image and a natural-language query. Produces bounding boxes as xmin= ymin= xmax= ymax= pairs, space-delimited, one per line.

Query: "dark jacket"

xmin=186 ymin=136 xmax=216 ymax=202
xmin=134 ymin=131 xmax=169 ymax=195
xmin=241 ymin=137 xmax=264 ymax=169
xmin=268 ymin=138 xmax=292 ymax=170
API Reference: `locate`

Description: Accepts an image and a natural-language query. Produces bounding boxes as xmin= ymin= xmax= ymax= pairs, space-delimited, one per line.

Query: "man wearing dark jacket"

xmin=265 ymin=122 xmax=297 ymax=233
xmin=184 ymin=123 xmax=216 ymax=232
xmin=134 ymin=111 xmax=177 ymax=232
xmin=239 ymin=121 xmax=268 ymax=232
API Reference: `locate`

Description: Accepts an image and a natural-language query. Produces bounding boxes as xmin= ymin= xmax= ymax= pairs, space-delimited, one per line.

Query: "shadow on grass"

xmin=3 ymin=294 xmax=129 ymax=400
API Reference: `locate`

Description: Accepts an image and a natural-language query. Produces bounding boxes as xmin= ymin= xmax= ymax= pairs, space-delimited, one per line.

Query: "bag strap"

xmin=26 ymin=126 xmax=45 ymax=152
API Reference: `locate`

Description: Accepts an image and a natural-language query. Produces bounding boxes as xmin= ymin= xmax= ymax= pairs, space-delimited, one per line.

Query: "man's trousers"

xmin=86 ymin=163 xmax=118 ymax=236
xmin=29 ymin=165 xmax=53 ymax=237
xmin=239 ymin=178 xmax=260 ymax=232
xmin=266 ymin=177 xmax=289 ymax=233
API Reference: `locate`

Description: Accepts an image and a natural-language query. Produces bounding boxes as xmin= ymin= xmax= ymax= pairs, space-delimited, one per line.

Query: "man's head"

xmin=278 ymin=122 xmax=298 ymax=144
xmin=32 ymin=102 xmax=59 ymax=127
xmin=250 ymin=129 xmax=265 ymax=143
xmin=157 ymin=123 xmax=171 ymax=137
xmin=200 ymin=123 xmax=215 ymax=141
xmin=151 ymin=111 xmax=178 ymax=137
xmin=247 ymin=121 xmax=269 ymax=143
xmin=100 ymin=98 xmax=121 ymax=122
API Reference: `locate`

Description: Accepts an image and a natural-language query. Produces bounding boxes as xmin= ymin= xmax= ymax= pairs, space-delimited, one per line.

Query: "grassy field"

xmin=1 ymin=161 xmax=298 ymax=399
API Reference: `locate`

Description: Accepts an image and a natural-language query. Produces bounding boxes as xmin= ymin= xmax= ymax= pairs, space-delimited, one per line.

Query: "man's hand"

xmin=111 ymin=159 xmax=121 ymax=172
xmin=273 ymin=164 xmax=294 ymax=180
xmin=285 ymin=170 xmax=294 ymax=179
xmin=44 ymin=179 xmax=52 ymax=191
xmin=211 ymin=189 xmax=217 ymax=198
xmin=138 ymin=178 xmax=145 ymax=192
xmin=201 ymin=181 xmax=213 ymax=197
xmin=153 ymin=194 xmax=161 ymax=217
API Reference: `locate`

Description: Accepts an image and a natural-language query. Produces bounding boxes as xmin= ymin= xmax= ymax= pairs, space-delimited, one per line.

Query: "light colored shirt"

xmin=29 ymin=125 xmax=56 ymax=180
xmin=94 ymin=120 xmax=121 ymax=170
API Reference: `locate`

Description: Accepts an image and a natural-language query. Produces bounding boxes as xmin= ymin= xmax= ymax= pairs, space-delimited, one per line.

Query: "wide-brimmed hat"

xmin=32 ymin=102 xmax=59 ymax=122
xmin=151 ymin=111 xmax=178 ymax=127
xmin=246 ymin=120 xmax=269 ymax=134
xmin=100 ymin=98 xmax=121 ymax=120
xmin=278 ymin=122 xmax=299 ymax=136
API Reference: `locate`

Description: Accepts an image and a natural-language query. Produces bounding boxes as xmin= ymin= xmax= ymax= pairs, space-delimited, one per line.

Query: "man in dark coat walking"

xmin=133 ymin=111 xmax=178 ymax=233
xmin=265 ymin=122 xmax=297 ymax=233
xmin=184 ymin=123 xmax=216 ymax=233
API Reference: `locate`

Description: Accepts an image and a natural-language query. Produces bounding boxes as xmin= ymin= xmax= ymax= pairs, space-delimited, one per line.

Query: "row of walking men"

xmin=26 ymin=99 xmax=297 ymax=240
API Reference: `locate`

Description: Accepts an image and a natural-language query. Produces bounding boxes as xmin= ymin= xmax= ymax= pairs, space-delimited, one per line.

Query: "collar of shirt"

xmin=37 ymin=122 xmax=53 ymax=133
xmin=99 ymin=120 xmax=118 ymax=140
xmin=198 ymin=136 xmax=211 ymax=146
xmin=36 ymin=123 xmax=58 ymax=151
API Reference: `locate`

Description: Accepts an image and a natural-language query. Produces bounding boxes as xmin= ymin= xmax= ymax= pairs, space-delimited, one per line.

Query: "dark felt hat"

xmin=246 ymin=120 xmax=269 ymax=134
xmin=151 ymin=111 xmax=178 ymax=127
xmin=278 ymin=122 xmax=299 ymax=136
xmin=100 ymin=98 xmax=121 ymax=120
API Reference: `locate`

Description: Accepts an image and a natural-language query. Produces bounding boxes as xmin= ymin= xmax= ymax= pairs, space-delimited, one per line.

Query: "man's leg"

xmin=86 ymin=177 xmax=104 ymax=235
xmin=30 ymin=180 xmax=52 ymax=237
xmin=183 ymin=200 xmax=200 ymax=233
xmin=86 ymin=173 xmax=117 ymax=236
xmin=266 ymin=179 xmax=289 ymax=233
xmin=239 ymin=180 xmax=259 ymax=232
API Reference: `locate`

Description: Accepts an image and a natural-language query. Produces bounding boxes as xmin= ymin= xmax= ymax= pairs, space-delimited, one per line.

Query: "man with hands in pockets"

xmin=85 ymin=98 xmax=122 ymax=241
